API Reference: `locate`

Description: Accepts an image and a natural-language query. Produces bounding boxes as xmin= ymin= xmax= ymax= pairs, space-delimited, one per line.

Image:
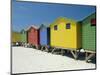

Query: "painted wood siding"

xmin=50 ymin=17 xmax=82 ymax=49
xmin=27 ymin=27 xmax=39 ymax=46
xmin=82 ymin=13 xmax=96 ymax=51
xmin=21 ymin=32 xmax=27 ymax=43
xmin=40 ymin=27 xmax=50 ymax=46
xmin=40 ymin=28 xmax=47 ymax=45
xmin=76 ymin=22 xmax=82 ymax=48
xmin=12 ymin=32 xmax=22 ymax=43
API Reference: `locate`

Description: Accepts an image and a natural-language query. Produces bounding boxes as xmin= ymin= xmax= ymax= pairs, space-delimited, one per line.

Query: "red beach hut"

xmin=27 ymin=25 xmax=40 ymax=49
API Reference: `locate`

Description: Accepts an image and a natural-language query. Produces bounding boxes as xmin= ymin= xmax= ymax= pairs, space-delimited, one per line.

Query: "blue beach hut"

xmin=39 ymin=24 xmax=50 ymax=51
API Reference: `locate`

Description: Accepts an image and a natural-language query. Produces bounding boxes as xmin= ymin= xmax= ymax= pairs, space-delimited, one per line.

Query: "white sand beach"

xmin=12 ymin=47 xmax=95 ymax=74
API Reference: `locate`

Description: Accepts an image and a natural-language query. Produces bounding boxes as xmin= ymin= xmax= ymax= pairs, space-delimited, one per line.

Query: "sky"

xmin=12 ymin=0 xmax=96 ymax=32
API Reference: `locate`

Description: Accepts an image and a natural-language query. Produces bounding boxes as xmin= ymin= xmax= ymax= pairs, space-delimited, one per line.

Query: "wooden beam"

xmin=70 ymin=50 xmax=78 ymax=60
xmin=45 ymin=46 xmax=49 ymax=52
xmin=85 ymin=50 xmax=95 ymax=53
xmin=51 ymin=48 xmax=56 ymax=53
xmin=86 ymin=53 xmax=95 ymax=62
xmin=61 ymin=49 xmax=65 ymax=56
xmin=41 ymin=46 xmax=44 ymax=51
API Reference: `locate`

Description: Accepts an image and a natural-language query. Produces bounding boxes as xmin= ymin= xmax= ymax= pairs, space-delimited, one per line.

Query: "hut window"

xmin=54 ymin=25 xmax=58 ymax=30
xmin=91 ymin=18 xmax=96 ymax=26
xmin=66 ymin=23 xmax=70 ymax=29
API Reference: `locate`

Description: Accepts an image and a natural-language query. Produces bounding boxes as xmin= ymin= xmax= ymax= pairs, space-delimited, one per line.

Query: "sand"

xmin=12 ymin=47 xmax=95 ymax=73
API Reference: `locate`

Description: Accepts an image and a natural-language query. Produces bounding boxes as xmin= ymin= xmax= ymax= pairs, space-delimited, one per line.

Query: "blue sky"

xmin=12 ymin=0 xmax=96 ymax=32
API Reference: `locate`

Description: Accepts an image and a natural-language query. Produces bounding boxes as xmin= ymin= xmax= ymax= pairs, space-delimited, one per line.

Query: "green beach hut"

xmin=82 ymin=12 xmax=96 ymax=62
xmin=20 ymin=29 xmax=27 ymax=45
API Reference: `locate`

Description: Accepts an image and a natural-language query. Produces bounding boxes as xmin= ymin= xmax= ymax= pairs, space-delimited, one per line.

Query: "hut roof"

xmin=40 ymin=24 xmax=49 ymax=29
xmin=26 ymin=25 xmax=40 ymax=31
xmin=81 ymin=12 xmax=96 ymax=22
xmin=50 ymin=17 xmax=76 ymax=27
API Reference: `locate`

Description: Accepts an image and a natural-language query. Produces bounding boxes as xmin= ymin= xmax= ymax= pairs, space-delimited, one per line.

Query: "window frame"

xmin=91 ymin=18 xmax=96 ymax=26
xmin=54 ymin=25 xmax=58 ymax=30
xmin=66 ymin=23 xmax=71 ymax=29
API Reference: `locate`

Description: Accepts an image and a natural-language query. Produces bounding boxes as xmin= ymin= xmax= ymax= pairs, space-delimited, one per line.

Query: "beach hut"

xmin=27 ymin=25 xmax=40 ymax=49
xmin=20 ymin=29 xmax=27 ymax=46
xmin=39 ymin=24 xmax=50 ymax=51
xmin=12 ymin=31 xmax=22 ymax=46
xmin=81 ymin=13 xmax=96 ymax=62
xmin=50 ymin=17 xmax=82 ymax=59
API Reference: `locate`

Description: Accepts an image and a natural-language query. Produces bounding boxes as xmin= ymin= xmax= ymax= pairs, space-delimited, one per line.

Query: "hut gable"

xmin=20 ymin=29 xmax=26 ymax=34
xmin=50 ymin=17 xmax=76 ymax=28
xmin=82 ymin=12 xmax=96 ymax=23
xmin=26 ymin=25 xmax=40 ymax=31
xmin=39 ymin=24 xmax=47 ymax=30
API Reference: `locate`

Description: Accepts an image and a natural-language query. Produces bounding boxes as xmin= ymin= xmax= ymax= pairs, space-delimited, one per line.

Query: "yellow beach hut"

xmin=12 ymin=32 xmax=22 ymax=46
xmin=50 ymin=17 xmax=82 ymax=59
